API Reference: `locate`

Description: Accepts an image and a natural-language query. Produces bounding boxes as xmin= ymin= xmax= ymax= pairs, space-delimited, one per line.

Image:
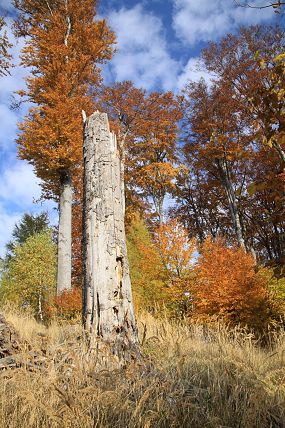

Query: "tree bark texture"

xmin=216 ymin=158 xmax=246 ymax=249
xmin=57 ymin=170 xmax=72 ymax=294
xmin=82 ymin=111 xmax=138 ymax=361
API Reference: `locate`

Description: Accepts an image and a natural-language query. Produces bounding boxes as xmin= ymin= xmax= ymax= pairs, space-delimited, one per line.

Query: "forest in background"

xmin=0 ymin=1 xmax=284 ymax=334
xmin=0 ymin=2 xmax=284 ymax=427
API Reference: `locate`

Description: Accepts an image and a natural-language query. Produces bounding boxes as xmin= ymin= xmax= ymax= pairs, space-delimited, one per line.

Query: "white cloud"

xmin=0 ymin=18 xmax=28 ymax=103
xmin=173 ymin=0 xmax=274 ymax=46
xmin=0 ymin=16 xmax=50 ymax=257
xmin=0 ymin=18 xmax=29 ymax=150
xmin=177 ymin=57 xmax=214 ymax=89
xmin=106 ymin=5 xmax=180 ymax=91
xmin=0 ymin=204 xmax=21 ymax=257
xmin=0 ymin=161 xmax=57 ymax=257
xmin=0 ymin=161 xmax=41 ymax=208
xmin=0 ymin=104 xmax=18 ymax=150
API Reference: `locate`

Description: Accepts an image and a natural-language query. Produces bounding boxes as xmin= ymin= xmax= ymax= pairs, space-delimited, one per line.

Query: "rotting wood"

xmin=82 ymin=111 xmax=139 ymax=365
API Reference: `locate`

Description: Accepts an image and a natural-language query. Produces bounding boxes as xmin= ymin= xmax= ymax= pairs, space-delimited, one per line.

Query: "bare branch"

xmin=234 ymin=0 xmax=285 ymax=9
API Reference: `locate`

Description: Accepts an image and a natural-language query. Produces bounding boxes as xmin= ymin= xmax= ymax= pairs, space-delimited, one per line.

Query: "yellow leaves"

xmin=254 ymin=50 xmax=260 ymax=60
xmin=277 ymin=88 xmax=285 ymax=101
xmin=126 ymin=215 xmax=167 ymax=310
xmin=260 ymin=59 xmax=266 ymax=70
xmin=0 ymin=231 xmax=56 ymax=314
xmin=273 ymin=53 xmax=285 ymax=62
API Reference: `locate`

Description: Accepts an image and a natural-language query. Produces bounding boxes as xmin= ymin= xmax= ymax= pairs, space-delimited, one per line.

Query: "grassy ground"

xmin=0 ymin=308 xmax=284 ymax=428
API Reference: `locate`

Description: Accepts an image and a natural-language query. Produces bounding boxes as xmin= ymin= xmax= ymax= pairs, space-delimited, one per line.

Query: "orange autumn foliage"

xmin=153 ymin=219 xmax=196 ymax=315
xmin=15 ymin=0 xmax=115 ymax=195
xmin=99 ymin=82 xmax=182 ymax=223
xmin=193 ymin=237 xmax=269 ymax=329
xmin=14 ymin=0 xmax=115 ymax=288
xmin=52 ymin=288 xmax=82 ymax=320
xmin=154 ymin=219 xmax=196 ymax=281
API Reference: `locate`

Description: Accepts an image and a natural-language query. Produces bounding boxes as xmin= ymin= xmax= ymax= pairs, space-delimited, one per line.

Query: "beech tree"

xmin=172 ymin=166 xmax=230 ymax=243
xmin=188 ymin=24 xmax=285 ymax=263
xmin=201 ymin=25 xmax=285 ymax=167
xmin=154 ymin=218 xmax=196 ymax=281
xmin=132 ymin=90 xmax=182 ymax=224
xmin=243 ymin=146 xmax=285 ymax=264
xmin=127 ymin=214 xmax=167 ymax=310
xmin=192 ymin=237 xmax=270 ymax=329
xmin=14 ymin=0 xmax=115 ymax=293
xmin=99 ymin=82 xmax=182 ymax=224
xmin=182 ymin=79 xmax=254 ymax=249
xmin=0 ymin=230 xmax=56 ymax=321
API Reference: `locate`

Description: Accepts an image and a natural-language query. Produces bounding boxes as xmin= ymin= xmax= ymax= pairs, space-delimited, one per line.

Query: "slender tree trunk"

xmin=38 ymin=293 xmax=44 ymax=322
xmin=82 ymin=111 xmax=138 ymax=363
xmin=217 ymin=158 xmax=246 ymax=249
xmin=272 ymin=139 xmax=285 ymax=167
xmin=57 ymin=170 xmax=72 ymax=294
xmin=153 ymin=195 xmax=164 ymax=226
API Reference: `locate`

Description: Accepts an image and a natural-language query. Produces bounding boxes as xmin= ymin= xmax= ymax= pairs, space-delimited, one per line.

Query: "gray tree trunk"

xmin=57 ymin=171 xmax=72 ymax=294
xmin=216 ymin=158 xmax=246 ymax=249
xmin=82 ymin=111 xmax=138 ymax=363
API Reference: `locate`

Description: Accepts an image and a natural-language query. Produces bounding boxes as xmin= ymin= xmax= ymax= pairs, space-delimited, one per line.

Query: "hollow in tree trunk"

xmin=82 ymin=111 xmax=138 ymax=364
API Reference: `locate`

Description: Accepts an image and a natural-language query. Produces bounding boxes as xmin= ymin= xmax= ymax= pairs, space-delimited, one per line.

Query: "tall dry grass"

xmin=0 ymin=307 xmax=284 ymax=428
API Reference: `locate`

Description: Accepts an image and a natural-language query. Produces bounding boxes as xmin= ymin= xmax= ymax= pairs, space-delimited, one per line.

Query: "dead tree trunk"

xmin=82 ymin=111 xmax=138 ymax=363
xmin=57 ymin=170 xmax=72 ymax=294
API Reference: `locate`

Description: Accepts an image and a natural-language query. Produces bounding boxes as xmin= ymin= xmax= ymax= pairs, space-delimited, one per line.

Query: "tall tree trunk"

xmin=82 ymin=111 xmax=138 ymax=362
xmin=153 ymin=195 xmax=164 ymax=226
xmin=272 ymin=139 xmax=285 ymax=167
xmin=216 ymin=158 xmax=246 ymax=249
xmin=38 ymin=293 xmax=44 ymax=322
xmin=57 ymin=170 xmax=72 ymax=294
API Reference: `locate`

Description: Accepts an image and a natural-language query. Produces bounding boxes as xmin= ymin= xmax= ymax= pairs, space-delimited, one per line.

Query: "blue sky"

xmin=0 ymin=0 xmax=281 ymax=256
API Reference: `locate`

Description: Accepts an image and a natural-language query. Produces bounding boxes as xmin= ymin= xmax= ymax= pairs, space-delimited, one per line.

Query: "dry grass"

xmin=0 ymin=307 xmax=285 ymax=428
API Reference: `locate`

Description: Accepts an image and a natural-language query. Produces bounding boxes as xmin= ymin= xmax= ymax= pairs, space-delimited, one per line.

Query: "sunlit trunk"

xmin=82 ymin=111 xmax=138 ymax=363
xmin=57 ymin=170 xmax=72 ymax=294
xmin=217 ymin=158 xmax=246 ymax=249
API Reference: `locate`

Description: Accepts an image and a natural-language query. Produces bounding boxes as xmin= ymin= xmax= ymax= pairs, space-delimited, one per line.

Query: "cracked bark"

xmin=82 ymin=112 xmax=138 ymax=363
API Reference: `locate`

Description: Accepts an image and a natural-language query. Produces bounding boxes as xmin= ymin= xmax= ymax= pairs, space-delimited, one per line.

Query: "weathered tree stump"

xmin=82 ymin=111 xmax=139 ymax=365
